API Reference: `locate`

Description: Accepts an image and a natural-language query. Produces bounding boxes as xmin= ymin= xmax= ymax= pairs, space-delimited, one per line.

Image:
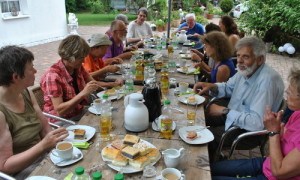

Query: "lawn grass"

xmin=76 ymin=13 xmax=137 ymax=26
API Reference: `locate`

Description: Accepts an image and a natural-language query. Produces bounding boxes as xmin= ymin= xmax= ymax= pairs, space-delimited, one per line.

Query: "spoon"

xmin=54 ymin=153 xmax=82 ymax=165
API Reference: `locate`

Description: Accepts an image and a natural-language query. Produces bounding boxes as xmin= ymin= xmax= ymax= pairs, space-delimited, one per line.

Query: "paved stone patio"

xmin=26 ymin=20 xmax=299 ymax=160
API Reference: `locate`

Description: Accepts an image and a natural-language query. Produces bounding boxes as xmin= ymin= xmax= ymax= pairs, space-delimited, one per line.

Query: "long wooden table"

xmin=28 ymin=88 xmax=211 ymax=180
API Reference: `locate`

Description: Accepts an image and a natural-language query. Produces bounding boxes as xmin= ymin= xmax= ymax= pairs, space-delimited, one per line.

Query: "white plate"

xmin=152 ymin=118 xmax=176 ymax=132
xmin=101 ymin=139 xmax=161 ymax=174
xmin=178 ymin=94 xmax=205 ymax=105
xmin=177 ymin=67 xmax=196 ymax=74
xmin=50 ymin=147 xmax=83 ymax=167
xmin=65 ymin=125 xmax=96 ymax=143
xmin=25 ymin=176 xmax=56 ymax=180
xmin=174 ymin=88 xmax=193 ymax=94
xmin=179 ymin=126 xmax=214 ymax=144
xmin=88 ymin=106 xmax=101 ymax=115
xmin=97 ymin=90 xmax=123 ymax=100
xmin=179 ymin=54 xmax=191 ymax=59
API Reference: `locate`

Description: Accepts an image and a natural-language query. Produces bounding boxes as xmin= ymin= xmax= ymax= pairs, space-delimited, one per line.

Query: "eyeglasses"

xmin=285 ymin=88 xmax=300 ymax=97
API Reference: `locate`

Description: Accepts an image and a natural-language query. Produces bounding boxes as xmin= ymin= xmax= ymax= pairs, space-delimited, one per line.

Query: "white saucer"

xmin=50 ymin=147 xmax=83 ymax=167
xmin=152 ymin=118 xmax=176 ymax=132
xmin=156 ymin=175 xmax=185 ymax=180
xmin=177 ymin=67 xmax=196 ymax=74
xmin=25 ymin=176 xmax=56 ymax=180
xmin=88 ymin=106 xmax=101 ymax=115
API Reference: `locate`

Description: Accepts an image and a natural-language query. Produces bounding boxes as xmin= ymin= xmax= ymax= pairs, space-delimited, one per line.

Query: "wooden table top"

xmin=28 ymin=88 xmax=211 ymax=180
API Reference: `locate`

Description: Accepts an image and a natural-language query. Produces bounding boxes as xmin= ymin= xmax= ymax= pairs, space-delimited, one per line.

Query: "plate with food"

xmin=179 ymin=126 xmax=214 ymax=144
xmin=25 ymin=176 xmax=56 ymax=180
xmin=177 ymin=67 xmax=196 ymax=74
xmin=97 ymin=88 xmax=123 ymax=100
xmin=178 ymin=94 xmax=205 ymax=105
xmin=65 ymin=125 xmax=96 ymax=143
xmin=179 ymin=54 xmax=191 ymax=59
xmin=101 ymin=134 xmax=161 ymax=174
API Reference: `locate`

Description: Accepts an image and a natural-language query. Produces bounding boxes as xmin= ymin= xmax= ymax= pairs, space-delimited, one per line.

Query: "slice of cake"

xmin=146 ymin=148 xmax=160 ymax=162
xmin=102 ymin=147 xmax=120 ymax=160
xmin=123 ymin=134 xmax=140 ymax=146
xmin=104 ymin=89 xmax=116 ymax=96
xmin=74 ymin=129 xmax=86 ymax=139
xmin=186 ymin=131 xmax=198 ymax=140
xmin=112 ymin=152 xmax=128 ymax=167
xmin=129 ymin=156 xmax=151 ymax=170
xmin=133 ymin=141 xmax=152 ymax=156
xmin=111 ymin=139 xmax=127 ymax=150
xmin=121 ymin=146 xmax=140 ymax=160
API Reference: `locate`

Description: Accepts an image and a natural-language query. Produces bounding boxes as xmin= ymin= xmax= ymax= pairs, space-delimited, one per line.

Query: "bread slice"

xmin=186 ymin=131 xmax=198 ymax=140
xmin=133 ymin=141 xmax=152 ymax=156
xmin=123 ymin=134 xmax=140 ymax=146
xmin=146 ymin=148 xmax=160 ymax=162
xmin=111 ymin=139 xmax=127 ymax=150
xmin=129 ymin=156 xmax=151 ymax=170
xmin=121 ymin=146 xmax=140 ymax=160
xmin=112 ymin=152 xmax=128 ymax=167
xmin=102 ymin=147 xmax=120 ymax=160
xmin=104 ymin=89 xmax=116 ymax=96
xmin=74 ymin=129 xmax=86 ymax=139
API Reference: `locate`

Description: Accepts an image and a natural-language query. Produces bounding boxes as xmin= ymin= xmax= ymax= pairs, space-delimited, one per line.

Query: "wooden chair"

xmin=206 ymin=97 xmax=286 ymax=161
xmin=30 ymin=86 xmax=76 ymax=127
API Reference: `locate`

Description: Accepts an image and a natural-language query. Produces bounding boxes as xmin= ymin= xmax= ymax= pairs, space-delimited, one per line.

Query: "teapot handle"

xmin=124 ymin=95 xmax=130 ymax=107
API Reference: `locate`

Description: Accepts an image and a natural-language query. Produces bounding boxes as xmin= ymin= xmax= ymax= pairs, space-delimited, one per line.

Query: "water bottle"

xmin=72 ymin=167 xmax=91 ymax=180
xmin=144 ymin=63 xmax=151 ymax=81
xmin=161 ymin=33 xmax=167 ymax=49
xmin=148 ymin=65 xmax=156 ymax=78
xmin=92 ymin=172 xmax=102 ymax=180
xmin=114 ymin=173 xmax=124 ymax=180
xmin=124 ymin=72 xmax=134 ymax=94
xmin=160 ymin=100 xmax=173 ymax=139
xmin=156 ymin=37 xmax=162 ymax=53
xmin=160 ymin=66 xmax=169 ymax=94
xmin=168 ymin=60 xmax=176 ymax=73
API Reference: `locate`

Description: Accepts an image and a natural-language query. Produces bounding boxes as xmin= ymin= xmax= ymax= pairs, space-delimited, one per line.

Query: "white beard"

xmin=237 ymin=61 xmax=258 ymax=77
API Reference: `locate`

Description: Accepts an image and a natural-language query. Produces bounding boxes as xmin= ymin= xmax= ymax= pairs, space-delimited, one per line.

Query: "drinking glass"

xmin=99 ymin=116 xmax=111 ymax=141
xmin=186 ymin=98 xmax=197 ymax=126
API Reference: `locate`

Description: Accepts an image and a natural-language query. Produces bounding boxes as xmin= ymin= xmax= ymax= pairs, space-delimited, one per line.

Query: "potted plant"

xmin=206 ymin=3 xmax=215 ymax=19
xmin=171 ymin=10 xmax=181 ymax=27
xmin=155 ymin=19 xmax=165 ymax=32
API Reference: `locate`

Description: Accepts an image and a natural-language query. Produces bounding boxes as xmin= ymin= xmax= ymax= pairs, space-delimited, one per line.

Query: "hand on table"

xmin=193 ymin=82 xmax=217 ymax=95
xmin=104 ymin=65 xmax=120 ymax=73
xmin=114 ymin=78 xmax=124 ymax=86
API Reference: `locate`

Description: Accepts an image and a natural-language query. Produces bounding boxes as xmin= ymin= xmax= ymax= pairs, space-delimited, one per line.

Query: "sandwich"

xmin=112 ymin=152 xmax=128 ymax=167
xmin=111 ymin=139 xmax=127 ymax=150
xmin=146 ymin=148 xmax=160 ymax=162
xmin=187 ymin=96 xmax=196 ymax=103
xmin=129 ymin=156 xmax=151 ymax=170
xmin=74 ymin=129 xmax=86 ymax=139
xmin=123 ymin=134 xmax=140 ymax=146
xmin=186 ymin=131 xmax=198 ymax=140
xmin=104 ymin=89 xmax=116 ymax=96
xmin=133 ymin=141 xmax=152 ymax=156
xmin=121 ymin=146 xmax=140 ymax=160
xmin=102 ymin=147 xmax=120 ymax=160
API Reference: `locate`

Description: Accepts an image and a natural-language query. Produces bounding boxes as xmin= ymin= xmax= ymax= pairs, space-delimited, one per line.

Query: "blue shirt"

xmin=210 ymin=63 xmax=284 ymax=131
xmin=178 ymin=22 xmax=205 ymax=42
xmin=211 ymin=58 xmax=236 ymax=83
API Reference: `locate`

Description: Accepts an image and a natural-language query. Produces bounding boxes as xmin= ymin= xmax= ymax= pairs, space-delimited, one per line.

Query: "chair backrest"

xmin=31 ymin=85 xmax=45 ymax=110
xmin=0 ymin=171 xmax=16 ymax=180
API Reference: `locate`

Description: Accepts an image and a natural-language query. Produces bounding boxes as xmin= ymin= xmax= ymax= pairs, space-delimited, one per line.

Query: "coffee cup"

xmin=178 ymin=82 xmax=189 ymax=94
xmin=182 ymin=47 xmax=188 ymax=54
xmin=179 ymin=59 xmax=187 ymax=67
xmin=161 ymin=168 xmax=185 ymax=180
xmin=55 ymin=141 xmax=73 ymax=160
xmin=91 ymin=98 xmax=102 ymax=113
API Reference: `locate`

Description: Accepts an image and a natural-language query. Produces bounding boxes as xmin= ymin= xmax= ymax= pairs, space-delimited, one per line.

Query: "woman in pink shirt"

xmin=211 ymin=68 xmax=300 ymax=180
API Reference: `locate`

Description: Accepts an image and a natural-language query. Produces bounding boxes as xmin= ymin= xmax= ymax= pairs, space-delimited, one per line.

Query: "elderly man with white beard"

xmin=193 ymin=36 xmax=284 ymax=162
xmin=103 ymin=20 xmax=138 ymax=60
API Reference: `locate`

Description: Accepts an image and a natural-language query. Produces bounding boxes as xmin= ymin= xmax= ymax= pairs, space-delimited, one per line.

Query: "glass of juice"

xmin=186 ymin=96 xmax=197 ymax=126
xmin=99 ymin=116 xmax=111 ymax=141
xmin=160 ymin=117 xmax=173 ymax=139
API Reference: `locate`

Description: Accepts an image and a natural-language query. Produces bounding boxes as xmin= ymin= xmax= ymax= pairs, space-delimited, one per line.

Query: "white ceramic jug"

xmin=178 ymin=30 xmax=187 ymax=44
xmin=162 ymin=148 xmax=185 ymax=168
xmin=124 ymin=93 xmax=149 ymax=132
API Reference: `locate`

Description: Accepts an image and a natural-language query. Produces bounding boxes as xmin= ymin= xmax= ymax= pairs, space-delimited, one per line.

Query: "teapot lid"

xmin=130 ymin=93 xmax=144 ymax=101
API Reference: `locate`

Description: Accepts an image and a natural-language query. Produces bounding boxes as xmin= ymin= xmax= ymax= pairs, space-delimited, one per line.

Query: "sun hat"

xmin=87 ymin=34 xmax=112 ymax=47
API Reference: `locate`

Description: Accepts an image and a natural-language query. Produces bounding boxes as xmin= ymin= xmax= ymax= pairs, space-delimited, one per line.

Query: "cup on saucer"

xmin=54 ymin=141 xmax=73 ymax=160
xmin=91 ymin=98 xmax=102 ymax=113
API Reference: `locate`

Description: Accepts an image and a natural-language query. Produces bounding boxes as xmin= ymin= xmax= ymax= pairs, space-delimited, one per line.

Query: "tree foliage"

xmin=220 ymin=0 xmax=234 ymax=14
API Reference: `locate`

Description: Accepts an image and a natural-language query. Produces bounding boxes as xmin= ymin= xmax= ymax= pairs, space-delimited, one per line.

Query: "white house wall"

xmin=0 ymin=0 xmax=68 ymax=48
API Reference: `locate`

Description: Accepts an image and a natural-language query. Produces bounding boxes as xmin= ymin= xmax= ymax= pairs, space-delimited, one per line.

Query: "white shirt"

xmin=126 ymin=21 xmax=153 ymax=39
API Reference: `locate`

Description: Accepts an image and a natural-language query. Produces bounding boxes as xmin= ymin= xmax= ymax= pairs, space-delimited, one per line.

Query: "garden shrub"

xmin=90 ymin=0 xmax=104 ymax=14
xmin=196 ymin=15 xmax=209 ymax=26
xmin=220 ymin=0 xmax=234 ymax=14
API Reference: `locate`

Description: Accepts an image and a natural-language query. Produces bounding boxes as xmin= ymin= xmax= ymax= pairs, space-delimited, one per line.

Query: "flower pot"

xmin=206 ymin=14 xmax=214 ymax=19
xmin=157 ymin=26 xmax=164 ymax=32
xmin=171 ymin=19 xmax=181 ymax=27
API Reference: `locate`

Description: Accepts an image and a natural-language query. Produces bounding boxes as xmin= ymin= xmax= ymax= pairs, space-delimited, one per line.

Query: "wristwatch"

xmin=222 ymin=108 xmax=230 ymax=115
xmin=268 ymin=131 xmax=280 ymax=136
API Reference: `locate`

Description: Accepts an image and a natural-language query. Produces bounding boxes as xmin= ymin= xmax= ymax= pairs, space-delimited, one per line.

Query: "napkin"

xmin=178 ymin=91 xmax=195 ymax=97
xmin=64 ymin=172 xmax=73 ymax=180
xmin=186 ymin=67 xmax=200 ymax=75
xmin=72 ymin=142 xmax=90 ymax=149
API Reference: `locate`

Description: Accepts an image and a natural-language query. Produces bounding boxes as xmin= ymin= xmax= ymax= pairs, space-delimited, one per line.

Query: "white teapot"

xmin=177 ymin=30 xmax=187 ymax=44
xmin=124 ymin=93 xmax=149 ymax=132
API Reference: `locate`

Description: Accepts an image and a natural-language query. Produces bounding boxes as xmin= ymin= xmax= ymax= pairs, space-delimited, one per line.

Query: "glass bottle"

xmin=161 ymin=33 xmax=167 ymax=49
xmin=135 ymin=59 xmax=144 ymax=81
xmin=160 ymin=66 xmax=169 ymax=94
xmin=160 ymin=100 xmax=173 ymax=139
xmin=72 ymin=167 xmax=91 ymax=180
xmin=123 ymin=72 xmax=134 ymax=94
xmin=99 ymin=94 xmax=112 ymax=141
xmin=144 ymin=63 xmax=151 ymax=81
xmin=148 ymin=65 xmax=156 ymax=79
xmin=92 ymin=172 xmax=102 ymax=180
xmin=114 ymin=173 xmax=124 ymax=180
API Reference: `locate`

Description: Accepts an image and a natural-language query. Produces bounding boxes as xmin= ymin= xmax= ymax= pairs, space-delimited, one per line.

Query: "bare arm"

xmin=193 ymin=82 xmax=218 ymax=95
xmin=229 ymin=34 xmax=240 ymax=47
xmin=117 ymin=52 xmax=133 ymax=59
xmin=0 ymin=112 xmax=68 ymax=174
xmin=216 ymin=65 xmax=231 ymax=82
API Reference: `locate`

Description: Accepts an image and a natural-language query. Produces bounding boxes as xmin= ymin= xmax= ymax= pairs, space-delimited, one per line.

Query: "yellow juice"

xmin=100 ymin=116 xmax=111 ymax=140
xmin=160 ymin=118 xmax=173 ymax=139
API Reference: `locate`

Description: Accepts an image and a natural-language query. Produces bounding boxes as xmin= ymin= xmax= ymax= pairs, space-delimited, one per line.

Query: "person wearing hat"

xmin=83 ymin=33 xmax=123 ymax=81
xmin=105 ymin=14 xmax=129 ymax=37
xmin=40 ymin=35 xmax=123 ymax=122
xmin=103 ymin=20 xmax=137 ymax=60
